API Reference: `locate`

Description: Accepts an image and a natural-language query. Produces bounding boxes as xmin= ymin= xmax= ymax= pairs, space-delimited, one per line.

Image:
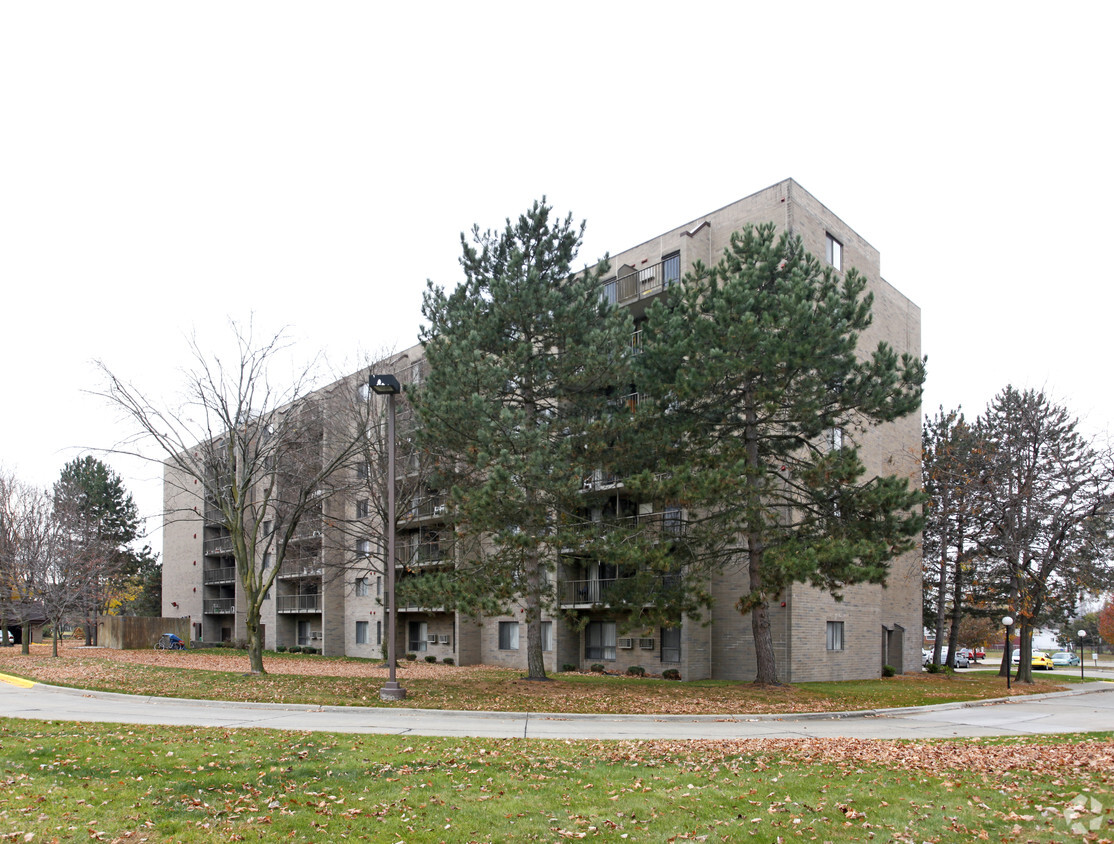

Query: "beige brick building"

xmin=162 ymin=178 xmax=922 ymax=682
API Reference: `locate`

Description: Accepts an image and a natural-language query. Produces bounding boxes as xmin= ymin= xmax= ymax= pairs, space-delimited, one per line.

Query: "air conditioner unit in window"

xmin=639 ymin=638 xmax=655 ymax=650
xmin=427 ymin=633 xmax=438 ymax=644
xmin=617 ymin=637 xmax=633 ymax=649
xmin=438 ymin=634 xmax=450 ymax=644
xmin=310 ymin=632 xmax=322 ymax=640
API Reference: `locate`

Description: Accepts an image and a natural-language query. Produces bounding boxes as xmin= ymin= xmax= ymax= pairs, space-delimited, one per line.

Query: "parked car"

xmin=1031 ymin=652 xmax=1054 ymax=670
xmin=952 ymin=651 xmax=970 ymax=669
xmin=1051 ymin=651 xmax=1081 ymax=667
xmin=922 ymin=649 xmax=932 ymax=667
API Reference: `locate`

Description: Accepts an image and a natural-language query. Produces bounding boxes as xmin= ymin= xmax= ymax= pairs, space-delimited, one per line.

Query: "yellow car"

xmin=1030 ymin=652 xmax=1054 ymax=670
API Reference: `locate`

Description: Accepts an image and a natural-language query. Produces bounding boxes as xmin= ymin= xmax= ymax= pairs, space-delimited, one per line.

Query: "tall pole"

xmin=1002 ymin=616 xmax=1014 ymax=691
xmin=373 ymin=374 xmax=406 ymax=701
xmin=1079 ymin=630 xmax=1087 ymax=681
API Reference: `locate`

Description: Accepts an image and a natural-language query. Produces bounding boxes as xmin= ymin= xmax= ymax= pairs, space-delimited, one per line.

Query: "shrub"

xmin=626 ymin=665 xmax=646 ymax=677
xmin=590 ymin=663 xmax=605 ymax=673
xmin=882 ymin=664 xmax=896 ymax=678
xmin=662 ymin=668 xmax=681 ymax=681
xmin=425 ymin=655 xmax=437 ymax=663
xmin=925 ymin=662 xmax=942 ymax=674
xmin=303 ymin=646 xmax=317 ymax=655
xmin=561 ymin=663 xmax=577 ymax=673
xmin=233 ymin=639 xmax=248 ymax=651
xmin=276 ymin=645 xmax=287 ymax=653
xmin=406 ymin=652 xmax=417 ymax=661
xmin=442 ymin=657 xmax=454 ymax=666
xmin=288 ymin=645 xmax=302 ymax=654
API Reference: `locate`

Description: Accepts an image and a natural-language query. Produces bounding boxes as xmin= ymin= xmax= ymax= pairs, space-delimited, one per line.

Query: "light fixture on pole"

xmin=1078 ymin=629 xmax=1087 ymax=681
xmin=1002 ymin=616 xmax=1014 ymax=691
xmin=371 ymin=373 xmax=406 ymax=702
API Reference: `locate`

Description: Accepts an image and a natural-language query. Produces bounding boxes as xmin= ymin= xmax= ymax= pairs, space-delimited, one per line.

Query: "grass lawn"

xmin=1 ymin=720 xmax=1111 ymax=842
xmin=0 ymin=645 xmax=1092 ymax=715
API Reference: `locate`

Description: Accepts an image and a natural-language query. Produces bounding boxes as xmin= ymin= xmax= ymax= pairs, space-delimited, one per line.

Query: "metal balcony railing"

xmin=558 ymin=573 xmax=682 ymax=607
xmin=203 ymin=566 xmax=235 ymax=584
xmin=203 ymin=536 xmax=234 ymax=556
xmin=203 ymin=599 xmax=235 ymax=615
xmin=276 ymin=593 xmax=322 ymax=613
xmin=278 ymin=559 xmax=323 ymax=579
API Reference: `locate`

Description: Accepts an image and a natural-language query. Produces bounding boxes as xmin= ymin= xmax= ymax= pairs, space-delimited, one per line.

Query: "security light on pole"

xmin=371 ymin=373 xmax=406 ymax=702
xmin=1002 ymin=616 xmax=1014 ymax=691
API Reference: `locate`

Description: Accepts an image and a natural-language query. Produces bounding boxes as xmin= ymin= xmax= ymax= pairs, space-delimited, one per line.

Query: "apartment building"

xmin=162 ymin=178 xmax=922 ymax=682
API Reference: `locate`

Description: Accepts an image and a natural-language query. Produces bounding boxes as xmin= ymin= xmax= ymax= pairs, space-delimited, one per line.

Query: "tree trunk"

xmin=21 ymin=620 xmax=31 ymax=654
xmin=245 ymin=610 xmax=266 ymax=674
xmin=1016 ymin=622 xmax=1033 ymax=684
xmin=51 ymin=627 xmax=59 ymax=657
xmin=748 ymin=548 xmax=780 ymax=685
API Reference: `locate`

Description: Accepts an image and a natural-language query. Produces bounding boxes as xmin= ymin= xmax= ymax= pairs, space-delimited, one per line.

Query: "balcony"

xmin=397 ymin=541 xmax=451 ymax=568
xmin=203 ymin=566 xmax=235 ymax=584
xmin=203 ymin=535 xmax=234 ymax=556
xmin=279 ymin=559 xmax=323 ymax=579
xmin=562 ymin=510 xmax=688 ymax=552
xmin=276 ymin=593 xmax=322 ymax=613
xmin=203 ymin=599 xmax=235 ymax=615
xmin=401 ymin=496 xmax=448 ymax=523
xmin=558 ymin=573 xmax=682 ymax=608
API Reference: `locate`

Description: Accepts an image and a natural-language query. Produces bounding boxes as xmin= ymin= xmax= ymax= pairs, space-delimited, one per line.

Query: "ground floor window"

xmin=408 ymin=620 xmax=427 ymax=653
xmin=541 ymin=620 xmax=553 ymax=652
xmin=355 ymin=621 xmax=368 ymax=645
xmin=376 ymin=620 xmax=382 ymax=645
xmin=585 ymin=620 xmax=616 ymax=661
xmin=661 ymin=625 xmax=681 ymax=663
xmin=827 ymin=621 xmax=844 ymax=651
xmin=499 ymin=621 xmax=519 ymax=650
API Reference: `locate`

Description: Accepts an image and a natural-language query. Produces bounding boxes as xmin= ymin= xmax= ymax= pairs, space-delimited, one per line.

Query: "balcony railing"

xmin=276 ymin=593 xmax=322 ymax=613
xmin=401 ymin=496 xmax=448 ymax=522
xmin=397 ymin=541 xmax=452 ymax=567
xmin=203 ymin=599 xmax=235 ymax=615
xmin=279 ymin=559 xmax=323 ymax=579
xmin=203 ymin=536 xmax=234 ymax=556
xmin=558 ymin=573 xmax=682 ymax=607
xmin=606 ymin=256 xmax=681 ymax=306
xmin=203 ymin=566 xmax=235 ymax=584
xmin=563 ymin=511 xmax=688 ymax=549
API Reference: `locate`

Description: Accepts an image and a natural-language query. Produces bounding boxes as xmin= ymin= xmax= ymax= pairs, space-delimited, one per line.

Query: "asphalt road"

xmin=3 ymin=675 xmax=1113 ymax=740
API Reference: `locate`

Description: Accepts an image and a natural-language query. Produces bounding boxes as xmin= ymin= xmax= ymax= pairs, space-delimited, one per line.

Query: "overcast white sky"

xmin=2 ymin=2 xmax=1112 ymax=552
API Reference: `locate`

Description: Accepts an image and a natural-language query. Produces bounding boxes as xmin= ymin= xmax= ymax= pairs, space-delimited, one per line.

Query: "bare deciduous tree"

xmin=96 ymin=323 xmax=367 ymax=674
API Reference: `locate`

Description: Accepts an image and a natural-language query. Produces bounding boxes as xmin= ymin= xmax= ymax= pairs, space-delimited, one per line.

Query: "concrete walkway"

xmin=3 ymin=674 xmax=1113 ymax=739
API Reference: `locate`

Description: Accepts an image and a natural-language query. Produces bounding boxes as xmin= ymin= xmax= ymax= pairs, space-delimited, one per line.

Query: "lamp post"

xmin=371 ymin=373 xmax=406 ymax=702
xmin=1002 ymin=615 xmax=1014 ymax=690
xmin=1078 ymin=629 xmax=1087 ymax=681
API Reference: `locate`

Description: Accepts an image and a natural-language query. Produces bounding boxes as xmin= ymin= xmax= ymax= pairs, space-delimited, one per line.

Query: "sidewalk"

xmin=3 ymin=673 xmax=1113 ymax=740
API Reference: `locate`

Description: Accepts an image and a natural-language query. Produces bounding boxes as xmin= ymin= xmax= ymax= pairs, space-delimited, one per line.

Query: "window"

xmin=825 ymin=427 xmax=844 ymax=452
xmin=357 ymin=539 xmax=372 ymax=556
xmin=356 ymin=499 xmax=370 ymax=519
xmin=601 ymin=278 xmax=617 ymax=305
xmin=376 ymin=576 xmax=382 ymax=598
xmin=826 ymin=621 xmax=845 ymax=651
xmin=410 ymin=361 xmax=423 ymax=385
xmin=825 ymin=234 xmax=842 ymax=271
xmin=585 ymin=620 xmax=617 ymax=661
xmin=498 ymin=621 xmax=520 ymax=650
xmin=356 ymin=462 xmax=369 ymax=479
xmin=541 ymin=620 xmax=554 ymax=652
xmin=408 ymin=621 xmax=428 ymax=652
xmin=355 ymin=577 xmax=369 ymax=597
xmin=662 ymin=252 xmax=681 ymax=287
xmin=358 ymin=381 xmax=371 ymax=402
xmin=661 ymin=625 xmax=681 ymax=663
xmin=262 ymin=552 xmax=273 ymax=569
xmin=376 ymin=620 xmax=382 ymax=645
xmin=355 ymin=621 xmax=369 ymax=644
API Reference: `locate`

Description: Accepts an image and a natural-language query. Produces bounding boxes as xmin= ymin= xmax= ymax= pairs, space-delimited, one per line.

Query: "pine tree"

xmin=414 ymin=199 xmax=630 ymax=680
xmin=634 ymin=223 xmax=925 ymax=685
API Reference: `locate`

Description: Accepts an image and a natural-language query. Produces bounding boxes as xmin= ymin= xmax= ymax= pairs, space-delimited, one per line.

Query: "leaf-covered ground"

xmin=1 ymin=721 xmax=1111 ymax=842
xmin=0 ymin=642 xmax=1079 ymax=714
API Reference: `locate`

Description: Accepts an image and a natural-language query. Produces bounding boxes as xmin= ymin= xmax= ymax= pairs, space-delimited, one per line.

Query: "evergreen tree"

xmin=53 ymin=456 xmax=142 ymax=641
xmin=922 ymin=408 xmax=986 ymax=668
xmin=634 ymin=223 xmax=925 ymax=685
xmin=975 ymin=387 xmax=1114 ymax=683
xmin=413 ymin=199 xmax=630 ymax=680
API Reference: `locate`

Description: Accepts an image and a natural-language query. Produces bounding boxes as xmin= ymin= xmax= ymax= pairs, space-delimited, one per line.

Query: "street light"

xmin=1002 ymin=615 xmax=1014 ymax=690
xmin=370 ymin=373 xmax=406 ymax=702
xmin=1078 ymin=629 xmax=1087 ymax=681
